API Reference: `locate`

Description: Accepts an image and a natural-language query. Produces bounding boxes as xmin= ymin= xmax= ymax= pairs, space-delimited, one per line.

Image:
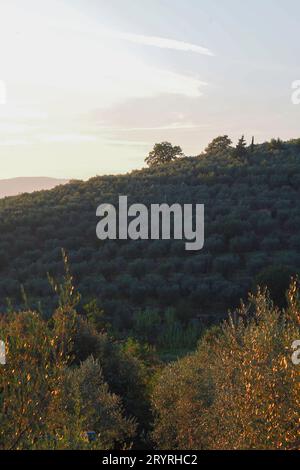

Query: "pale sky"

xmin=1 ymin=0 xmax=300 ymax=179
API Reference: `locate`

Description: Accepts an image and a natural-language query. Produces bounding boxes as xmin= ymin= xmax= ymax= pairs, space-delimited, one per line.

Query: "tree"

xmin=0 ymin=310 xmax=69 ymax=450
xmin=268 ymin=138 xmax=284 ymax=151
xmin=289 ymin=138 xmax=300 ymax=150
xmin=250 ymin=136 xmax=255 ymax=153
xmin=145 ymin=142 xmax=184 ymax=167
xmin=234 ymin=135 xmax=247 ymax=160
xmin=152 ymin=281 xmax=300 ymax=450
xmin=204 ymin=135 xmax=232 ymax=156
xmin=62 ymin=357 xmax=136 ymax=449
xmin=255 ymin=265 xmax=299 ymax=307
xmin=0 ymin=254 xmax=80 ymax=450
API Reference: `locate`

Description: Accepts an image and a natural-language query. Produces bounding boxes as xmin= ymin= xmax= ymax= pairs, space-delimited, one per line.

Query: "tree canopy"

xmin=204 ymin=135 xmax=232 ymax=155
xmin=145 ymin=142 xmax=184 ymax=167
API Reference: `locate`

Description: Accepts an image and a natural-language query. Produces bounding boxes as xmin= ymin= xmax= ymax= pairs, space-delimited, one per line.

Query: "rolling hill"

xmin=0 ymin=177 xmax=69 ymax=198
xmin=0 ymin=139 xmax=300 ymax=340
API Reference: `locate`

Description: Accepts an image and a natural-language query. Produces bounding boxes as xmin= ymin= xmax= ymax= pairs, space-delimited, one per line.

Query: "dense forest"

xmin=0 ymin=137 xmax=300 ymax=449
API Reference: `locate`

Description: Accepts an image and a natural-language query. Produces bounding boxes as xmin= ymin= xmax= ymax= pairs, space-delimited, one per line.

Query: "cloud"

xmin=0 ymin=4 xmax=211 ymax=111
xmin=0 ymin=131 xmax=98 ymax=146
xmin=40 ymin=134 xmax=98 ymax=143
xmin=89 ymin=93 xmax=206 ymax=130
xmin=96 ymin=123 xmax=205 ymax=131
xmin=51 ymin=19 xmax=214 ymax=57
xmin=106 ymin=30 xmax=214 ymax=56
xmin=103 ymin=139 xmax=151 ymax=147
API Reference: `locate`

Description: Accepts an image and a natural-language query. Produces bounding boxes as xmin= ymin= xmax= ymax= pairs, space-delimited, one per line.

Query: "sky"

xmin=1 ymin=0 xmax=300 ymax=179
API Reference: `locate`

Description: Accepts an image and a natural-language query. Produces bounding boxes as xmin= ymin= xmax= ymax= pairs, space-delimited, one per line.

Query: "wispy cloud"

xmin=48 ymin=11 xmax=214 ymax=57
xmin=95 ymin=123 xmax=206 ymax=131
xmin=0 ymin=132 xmax=98 ymax=146
xmin=40 ymin=134 xmax=98 ymax=143
xmin=103 ymin=139 xmax=151 ymax=147
xmin=108 ymin=31 xmax=214 ymax=56
xmin=57 ymin=19 xmax=214 ymax=57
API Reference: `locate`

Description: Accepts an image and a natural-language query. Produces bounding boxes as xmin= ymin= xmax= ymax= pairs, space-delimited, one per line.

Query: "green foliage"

xmin=0 ymin=310 xmax=68 ymax=449
xmin=0 ymin=138 xmax=300 ymax=339
xmin=145 ymin=142 xmax=184 ymax=167
xmin=0 ymin=257 xmax=141 ymax=450
xmin=255 ymin=265 xmax=299 ymax=307
xmin=48 ymin=248 xmax=81 ymax=311
xmin=132 ymin=308 xmax=202 ymax=354
xmin=152 ymin=281 xmax=300 ymax=450
xmin=268 ymin=138 xmax=284 ymax=152
xmin=83 ymin=299 xmax=109 ymax=332
xmin=62 ymin=357 xmax=136 ymax=449
xmin=157 ymin=309 xmax=201 ymax=352
xmin=204 ymin=135 xmax=232 ymax=156
xmin=73 ymin=318 xmax=152 ymax=432
xmin=234 ymin=135 xmax=247 ymax=160
xmin=133 ymin=309 xmax=161 ymax=343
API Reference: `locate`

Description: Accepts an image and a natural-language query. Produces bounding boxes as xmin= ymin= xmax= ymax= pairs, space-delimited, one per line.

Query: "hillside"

xmin=0 ymin=139 xmax=300 ymax=344
xmin=0 ymin=177 xmax=69 ymax=198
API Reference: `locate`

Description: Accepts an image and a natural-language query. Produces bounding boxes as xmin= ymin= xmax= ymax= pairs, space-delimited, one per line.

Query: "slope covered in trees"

xmin=0 ymin=138 xmax=300 ymax=340
xmin=0 ymin=138 xmax=300 ymax=347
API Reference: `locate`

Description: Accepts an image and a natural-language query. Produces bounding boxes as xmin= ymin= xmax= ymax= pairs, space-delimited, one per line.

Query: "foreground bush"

xmin=62 ymin=357 xmax=136 ymax=449
xmin=0 ymin=310 xmax=69 ymax=449
xmin=0 ymin=261 xmax=137 ymax=450
xmin=152 ymin=280 xmax=300 ymax=450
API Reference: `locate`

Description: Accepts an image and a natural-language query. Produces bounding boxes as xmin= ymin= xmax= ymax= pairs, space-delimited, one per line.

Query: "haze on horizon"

xmin=1 ymin=0 xmax=300 ymax=180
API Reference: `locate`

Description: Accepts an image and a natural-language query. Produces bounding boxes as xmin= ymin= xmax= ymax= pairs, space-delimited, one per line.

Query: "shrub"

xmin=62 ymin=357 xmax=136 ymax=449
xmin=152 ymin=281 xmax=300 ymax=450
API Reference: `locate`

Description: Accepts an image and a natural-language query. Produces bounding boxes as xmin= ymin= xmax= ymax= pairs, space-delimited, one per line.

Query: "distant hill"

xmin=0 ymin=177 xmax=69 ymax=198
xmin=0 ymin=139 xmax=300 ymax=332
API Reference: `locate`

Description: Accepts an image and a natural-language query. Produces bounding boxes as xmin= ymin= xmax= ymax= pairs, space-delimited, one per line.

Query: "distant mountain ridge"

xmin=0 ymin=177 xmax=69 ymax=198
